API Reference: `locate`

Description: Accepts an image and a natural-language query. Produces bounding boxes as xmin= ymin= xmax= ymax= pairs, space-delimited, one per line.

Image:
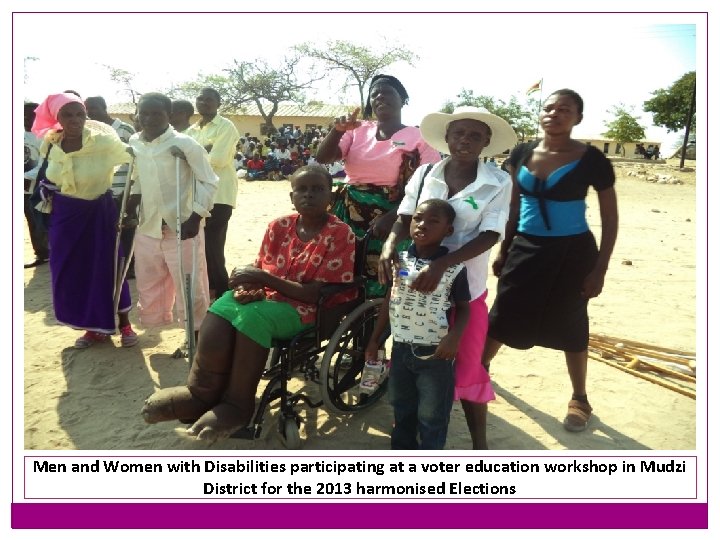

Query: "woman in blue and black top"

xmin=483 ymin=88 xmax=619 ymax=433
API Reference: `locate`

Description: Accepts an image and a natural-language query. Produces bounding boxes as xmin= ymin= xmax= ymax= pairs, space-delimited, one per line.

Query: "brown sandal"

xmin=563 ymin=399 xmax=593 ymax=432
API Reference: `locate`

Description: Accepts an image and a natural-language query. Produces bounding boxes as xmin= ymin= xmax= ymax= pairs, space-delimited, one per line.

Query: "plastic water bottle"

xmin=377 ymin=350 xmax=390 ymax=385
xmin=397 ymin=268 xmax=419 ymax=284
xmin=360 ymin=350 xmax=386 ymax=394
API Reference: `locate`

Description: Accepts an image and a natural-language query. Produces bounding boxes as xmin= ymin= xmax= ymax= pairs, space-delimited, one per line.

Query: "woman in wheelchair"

xmin=141 ymin=165 xmax=357 ymax=441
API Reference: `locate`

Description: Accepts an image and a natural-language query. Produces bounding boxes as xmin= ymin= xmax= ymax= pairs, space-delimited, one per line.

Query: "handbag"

xmin=388 ymin=148 xmax=421 ymax=202
xmin=29 ymin=144 xmax=58 ymax=214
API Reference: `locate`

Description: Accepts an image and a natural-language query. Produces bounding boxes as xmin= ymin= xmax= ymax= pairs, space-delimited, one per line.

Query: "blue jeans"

xmin=388 ymin=342 xmax=455 ymax=450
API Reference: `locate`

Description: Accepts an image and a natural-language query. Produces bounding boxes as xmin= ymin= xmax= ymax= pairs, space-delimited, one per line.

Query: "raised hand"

xmin=333 ymin=108 xmax=362 ymax=132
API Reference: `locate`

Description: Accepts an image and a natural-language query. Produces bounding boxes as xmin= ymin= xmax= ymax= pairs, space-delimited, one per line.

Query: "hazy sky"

xmin=14 ymin=10 xmax=701 ymax=151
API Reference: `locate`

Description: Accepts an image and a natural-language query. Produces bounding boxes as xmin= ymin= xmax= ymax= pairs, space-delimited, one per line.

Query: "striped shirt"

xmin=110 ymin=118 xmax=136 ymax=197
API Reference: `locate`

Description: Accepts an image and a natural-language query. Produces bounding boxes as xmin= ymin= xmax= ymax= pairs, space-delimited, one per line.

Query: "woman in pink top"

xmin=316 ymin=74 xmax=440 ymax=297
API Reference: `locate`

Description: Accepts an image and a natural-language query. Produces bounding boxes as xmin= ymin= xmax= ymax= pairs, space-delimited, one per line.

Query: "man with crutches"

xmin=125 ymin=93 xmax=218 ymax=356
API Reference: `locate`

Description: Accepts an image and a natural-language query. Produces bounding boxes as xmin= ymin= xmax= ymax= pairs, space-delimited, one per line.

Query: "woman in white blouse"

xmin=378 ymin=106 xmax=517 ymax=449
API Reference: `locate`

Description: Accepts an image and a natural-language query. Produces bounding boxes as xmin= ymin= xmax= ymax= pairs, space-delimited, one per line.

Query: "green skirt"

xmin=208 ymin=291 xmax=311 ymax=348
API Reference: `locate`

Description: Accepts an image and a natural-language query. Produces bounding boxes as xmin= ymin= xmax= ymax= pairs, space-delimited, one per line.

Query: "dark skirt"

xmin=49 ymin=191 xmax=131 ymax=334
xmin=487 ymin=231 xmax=598 ymax=352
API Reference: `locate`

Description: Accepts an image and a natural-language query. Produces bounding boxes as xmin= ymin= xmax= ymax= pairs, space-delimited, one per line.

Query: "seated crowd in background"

xmin=635 ymin=143 xmax=661 ymax=160
xmin=235 ymin=124 xmax=345 ymax=180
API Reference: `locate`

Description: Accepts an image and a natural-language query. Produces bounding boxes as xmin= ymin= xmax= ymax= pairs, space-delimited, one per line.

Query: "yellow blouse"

xmin=39 ymin=120 xmax=131 ymax=200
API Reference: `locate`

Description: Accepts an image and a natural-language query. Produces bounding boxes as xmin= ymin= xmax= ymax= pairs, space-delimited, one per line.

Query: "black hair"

xmin=24 ymin=102 xmax=39 ymax=110
xmin=85 ymin=96 xmax=107 ymax=109
xmin=363 ymin=74 xmax=409 ymax=119
xmin=200 ymin=87 xmax=221 ymax=103
xmin=171 ymin=99 xmax=195 ymax=116
xmin=291 ymin=164 xmax=333 ymax=189
xmin=548 ymin=88 xmax=584 ymax=114
xmin=138 ymin=92 xmax=172 ymax=114
xmin=415 ymin=198 xmax=456 ymax=223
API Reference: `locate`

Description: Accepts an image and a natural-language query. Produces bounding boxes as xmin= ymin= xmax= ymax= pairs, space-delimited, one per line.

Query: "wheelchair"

xmin=231 ymin=236 xmax=388 ymax=448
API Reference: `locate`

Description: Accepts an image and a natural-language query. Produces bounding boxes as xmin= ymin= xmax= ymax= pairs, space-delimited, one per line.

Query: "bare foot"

xmin=185 ymin=402 xmax=250 ymax=442
xmin=141 ymin=386 xmax=213 ymax=424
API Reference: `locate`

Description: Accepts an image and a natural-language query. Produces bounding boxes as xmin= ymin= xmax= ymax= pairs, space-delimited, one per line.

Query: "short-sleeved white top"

xmin=398 ymin=157 xmax=512 ymax=300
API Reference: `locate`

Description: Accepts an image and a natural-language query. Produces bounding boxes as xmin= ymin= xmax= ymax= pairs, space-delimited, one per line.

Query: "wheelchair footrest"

xmin=229 ymin=424 xmax=262 ymax=440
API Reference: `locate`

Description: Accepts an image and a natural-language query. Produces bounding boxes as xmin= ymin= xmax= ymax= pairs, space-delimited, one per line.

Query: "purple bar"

xmin=11 ymin=502 xmax=708 ymax=529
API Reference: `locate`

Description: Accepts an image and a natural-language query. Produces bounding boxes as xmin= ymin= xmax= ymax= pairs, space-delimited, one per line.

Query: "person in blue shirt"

xmin=483 ymin=88 xmax=619 ymax=433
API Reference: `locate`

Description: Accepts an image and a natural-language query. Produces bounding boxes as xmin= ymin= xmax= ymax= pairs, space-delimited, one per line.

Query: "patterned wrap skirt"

xmin=332 ymin=183 xmax=409 ymax=299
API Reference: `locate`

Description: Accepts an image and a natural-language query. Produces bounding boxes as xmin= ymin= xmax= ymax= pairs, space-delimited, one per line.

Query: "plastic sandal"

xmin=119 ymin=325 xmax=138 ymax=347
xmin=74 ymin=331 xmax=110 ymax=349
xmin=563 ymin=399 xmax=593 ymax=432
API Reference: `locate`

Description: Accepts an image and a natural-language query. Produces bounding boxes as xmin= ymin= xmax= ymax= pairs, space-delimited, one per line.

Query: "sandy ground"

xmin=21 ymin=159 xmax=699 ymax=451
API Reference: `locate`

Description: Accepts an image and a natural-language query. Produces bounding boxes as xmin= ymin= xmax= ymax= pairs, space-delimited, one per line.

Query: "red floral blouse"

xmin=255 ymin=214 xmax=357 ymax=323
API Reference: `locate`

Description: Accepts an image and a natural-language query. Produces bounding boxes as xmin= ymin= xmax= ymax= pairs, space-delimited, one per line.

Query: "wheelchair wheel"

xmin=319 ymin=298 xmax=387 ymax=415
xmin=279 ymin=414 xmax=301 ymax=449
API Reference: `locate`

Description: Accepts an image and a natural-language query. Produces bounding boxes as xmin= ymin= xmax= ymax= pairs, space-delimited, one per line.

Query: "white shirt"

xmin=129 ymin=127 xmax=218 ymax=239
xmin=389 ymin=251 xmax=465 ymax=346
xmin=327 ymin=161 xmax=345 ymax=175
xmin=398 ymin=157 xmax=512 ymax=300
xmin=273 ymin=148 xmax=291 ymax=160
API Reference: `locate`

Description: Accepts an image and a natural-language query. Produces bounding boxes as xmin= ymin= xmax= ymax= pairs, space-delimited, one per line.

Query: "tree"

xmin=602 ymin=105 xmax=646 ymax=156
xmin=294 ymin=40 xmax=418 ymax=114
xmin=101 ymin=64 xmax=142 ymax=106
xmin=24 ymin=56 xmax=38 ymax=85
xmin=644 ymin=71 xmax=696 ymax=167
xmin=172 ymin=56 xmax=322 ymax=134
xmin=442 ymin=89 xmax=539 ymax=143
xmin=643 ymin=71 xmax=696 ymax=132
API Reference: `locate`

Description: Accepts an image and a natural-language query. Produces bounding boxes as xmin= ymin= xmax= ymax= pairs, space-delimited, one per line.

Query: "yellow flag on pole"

xmin=526 ymin=79 xmax=543 ymax=96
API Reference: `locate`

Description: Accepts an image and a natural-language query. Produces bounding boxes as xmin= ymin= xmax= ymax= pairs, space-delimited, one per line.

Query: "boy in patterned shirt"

xmin=366 ymin=199 xmax=470 ymax=450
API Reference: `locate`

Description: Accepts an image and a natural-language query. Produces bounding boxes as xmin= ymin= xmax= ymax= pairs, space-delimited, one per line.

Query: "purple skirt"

xmin=49 ymin=191 xmax=131 ymax=334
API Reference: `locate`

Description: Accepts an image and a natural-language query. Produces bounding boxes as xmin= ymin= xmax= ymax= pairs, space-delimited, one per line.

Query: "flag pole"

xmin=533 ymin=79 xmax=544 ymax=141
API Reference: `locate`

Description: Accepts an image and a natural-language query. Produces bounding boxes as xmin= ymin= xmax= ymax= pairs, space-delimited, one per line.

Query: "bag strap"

xmin=34 ymin=144 xmax=52 ymax=178
xmin=414 ymin=163 xmax=433 ymax=210
xmin=35 ymin=144 xmax=56 ymax=192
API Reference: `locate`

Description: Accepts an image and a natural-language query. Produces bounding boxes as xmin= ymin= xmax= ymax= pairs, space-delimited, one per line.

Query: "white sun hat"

xmin=420 ymin=106 xmax=518 ymax=157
